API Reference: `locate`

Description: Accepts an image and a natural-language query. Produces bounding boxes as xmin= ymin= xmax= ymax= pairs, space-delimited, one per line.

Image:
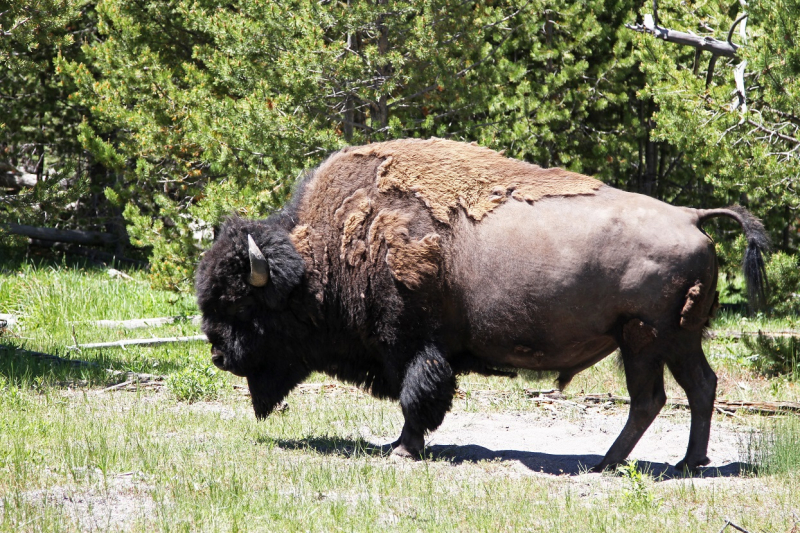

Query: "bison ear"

xmin=248 ymin=234 xmax=270 ymax=287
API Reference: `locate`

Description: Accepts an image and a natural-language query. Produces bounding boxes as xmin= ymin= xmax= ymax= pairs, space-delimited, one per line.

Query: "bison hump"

xmin=350 ymin=138 xmax=602 ymax=224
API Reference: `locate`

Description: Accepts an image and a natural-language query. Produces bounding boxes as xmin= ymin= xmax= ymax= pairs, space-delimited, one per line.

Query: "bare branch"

xmin=727 ymin=14 xmax=748 ymax=47
xmin=746 ymin=119 xmax=800 ymax=145
xmin=0 ymin=16 xmax=30 ymax=36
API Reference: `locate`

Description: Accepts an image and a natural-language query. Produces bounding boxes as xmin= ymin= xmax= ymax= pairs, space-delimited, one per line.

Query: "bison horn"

xmin=247 ymin=234 xmax=269 ymax=287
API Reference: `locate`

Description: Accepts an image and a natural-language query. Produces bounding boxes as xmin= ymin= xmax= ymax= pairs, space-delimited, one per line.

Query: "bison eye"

xmin=226 ymin=296 xmax=255 ymax=320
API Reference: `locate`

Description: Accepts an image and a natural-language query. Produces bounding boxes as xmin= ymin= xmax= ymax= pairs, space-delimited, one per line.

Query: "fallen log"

xmin=66 ymin=334 xmax=208 ymax=350
xmin=0 ymin=314 xmax=17 ymax=329
xmin=93 ymin=315 xmax=202 ymax=329
xmin=708 ymin=330 xmax=800 ymax=339
xmin=0 ymin=164 xmax=37 ymax=189
xmin=2 ymin=223 xmax=119 ymax=246
xmin=582 ymin=393 xmax=800 ymax=415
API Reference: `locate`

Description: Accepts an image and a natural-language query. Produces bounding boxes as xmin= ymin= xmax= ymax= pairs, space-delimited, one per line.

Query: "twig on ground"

xmin=718 ymin=519 xmax=753 ymax=533
xmin=103 ymin=380 xmax=135 ymax=392
xmin=715 ymin=406 xmax=741 ymax=419
xmin=102 ymin=373 xmax=166 ymax=392
xmin=66 ymin=335 xmax=208 ymax=350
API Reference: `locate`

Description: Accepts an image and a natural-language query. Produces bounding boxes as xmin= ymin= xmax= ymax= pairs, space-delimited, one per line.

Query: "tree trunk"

xmin=638 ymin=101 xmax=658 ymax=197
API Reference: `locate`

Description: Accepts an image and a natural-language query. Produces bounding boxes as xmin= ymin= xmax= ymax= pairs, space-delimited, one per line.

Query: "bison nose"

xmin=211 ymin=348 xmax=226 ymax=370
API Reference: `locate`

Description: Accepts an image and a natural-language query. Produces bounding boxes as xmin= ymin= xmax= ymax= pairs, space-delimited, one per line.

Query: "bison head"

xmin=196 ymin=217 xmax=311 ymax=418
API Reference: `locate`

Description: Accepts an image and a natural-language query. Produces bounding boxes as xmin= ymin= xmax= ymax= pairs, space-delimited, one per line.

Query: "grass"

xmin=741 ymin=416 xmax=800 ymax=476
xmin=1 ymin=252 xmax=800 ymax=531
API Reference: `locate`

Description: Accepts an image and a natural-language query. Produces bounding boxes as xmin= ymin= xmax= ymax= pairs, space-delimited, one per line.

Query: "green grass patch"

xmin=742 ymin=416 xmax=800 ymax=476
xmin=166 ymin=362 xmax=226 ymax=403
xmin=2 ymin=252 xmax=800 ymax=531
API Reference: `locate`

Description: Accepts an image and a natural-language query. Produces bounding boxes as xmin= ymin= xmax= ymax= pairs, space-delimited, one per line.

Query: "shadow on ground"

xmin=266 ymin=436 xmax=751 ymax=480
xmin=0 ymin=342 xmax=182 ymax=386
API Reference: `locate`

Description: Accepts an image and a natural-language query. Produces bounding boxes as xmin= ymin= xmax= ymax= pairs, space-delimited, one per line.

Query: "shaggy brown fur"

xmin=351 ymin=138 xmax=603 ymax=223
xmin=680 ymin=281 xmax=712 ymax=330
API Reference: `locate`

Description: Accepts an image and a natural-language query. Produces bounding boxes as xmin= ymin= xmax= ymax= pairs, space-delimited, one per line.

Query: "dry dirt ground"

xmin=376 ymin=402 xmax=750 ymax=480
xmin=428 ymin=407 xmax=749 ymax=477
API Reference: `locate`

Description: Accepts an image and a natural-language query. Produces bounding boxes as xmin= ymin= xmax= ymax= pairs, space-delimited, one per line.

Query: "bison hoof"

xmin=675 ymin=456 xmax=710 ymax=474
xmin=390 ymin=443 xmax=422 ymax=460
xmin=590 ymin=461 xmax=617 ymax=473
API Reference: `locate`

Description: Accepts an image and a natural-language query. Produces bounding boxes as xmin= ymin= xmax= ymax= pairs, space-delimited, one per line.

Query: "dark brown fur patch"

xmin=622 ymin=319 xmax=658 ymax=354
xmin=680 ymin=281 xmax=709 ymax=330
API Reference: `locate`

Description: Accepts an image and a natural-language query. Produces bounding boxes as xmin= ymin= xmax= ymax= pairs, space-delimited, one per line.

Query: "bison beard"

xmin=196 ymin=139 xmax=769 ymax=473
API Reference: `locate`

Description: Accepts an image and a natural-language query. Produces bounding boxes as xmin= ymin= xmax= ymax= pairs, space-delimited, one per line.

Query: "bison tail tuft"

xmin=698 ymin=205 xmax=770 ymax=312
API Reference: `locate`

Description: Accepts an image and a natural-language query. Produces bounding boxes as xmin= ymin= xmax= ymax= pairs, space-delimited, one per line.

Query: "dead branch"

xmin=626 ymin=0 xmax=746 ymax=86
xmin=102 ymin=380 xmax=166 ymax=392
xmin=626 ymin=21 xmax=738 ymax=58
xmin=66 ymin=335 xmax=208 ymax=351
xmin=92 ymin=315 xmax=201 ymax=329
xmin=2 ymin=345 xmax=169 ymax=388
xmin=745 ymin=119 xmax=800 ymax=145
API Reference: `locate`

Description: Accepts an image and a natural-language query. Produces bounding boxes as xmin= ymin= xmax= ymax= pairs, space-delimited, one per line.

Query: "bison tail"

xmin=697 ymin=205 xmax=770 ymax=311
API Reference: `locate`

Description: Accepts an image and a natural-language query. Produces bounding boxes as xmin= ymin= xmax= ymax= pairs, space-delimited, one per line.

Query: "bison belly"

xmin=446 ymin=185 xmax=716 ymax=372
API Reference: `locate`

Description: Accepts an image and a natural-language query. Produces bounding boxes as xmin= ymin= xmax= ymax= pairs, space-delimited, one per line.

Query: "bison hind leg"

xmin=392 ymin=343 xmax=456 ymax=459
xmin=593 ymin=320 xmax=667 ymax=472
xmin=665 ymin=341 xmax=717 ymax=473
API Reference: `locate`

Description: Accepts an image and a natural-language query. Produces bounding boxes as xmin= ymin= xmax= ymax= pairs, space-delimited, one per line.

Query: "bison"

xmin=196 ymin=138 xmax=768 ymax=472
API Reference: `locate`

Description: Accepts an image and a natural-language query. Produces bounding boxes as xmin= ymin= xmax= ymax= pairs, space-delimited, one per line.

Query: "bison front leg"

xmin=392 ymin=343 xmax=456 ymax=459
xmin=593 ymin=343 xmax=667 ymax=472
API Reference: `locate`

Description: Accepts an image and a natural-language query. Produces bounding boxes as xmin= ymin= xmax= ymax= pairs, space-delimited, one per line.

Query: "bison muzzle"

xmin=196 ymin=138 xmax=769 ymax=472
